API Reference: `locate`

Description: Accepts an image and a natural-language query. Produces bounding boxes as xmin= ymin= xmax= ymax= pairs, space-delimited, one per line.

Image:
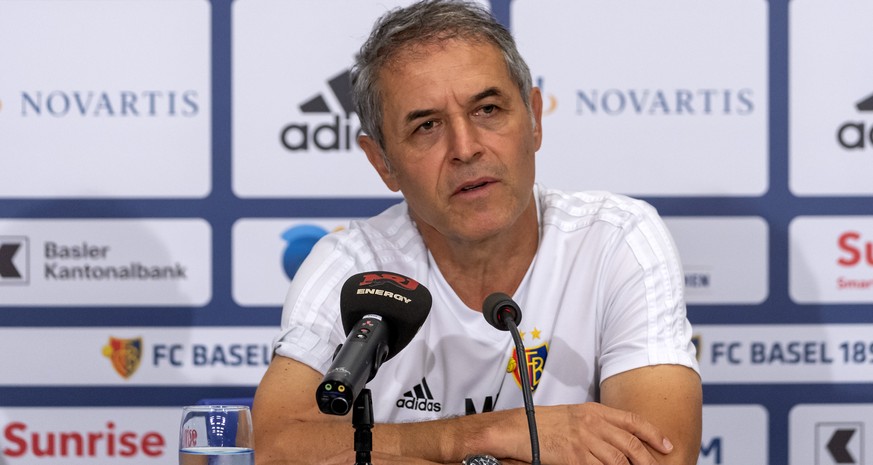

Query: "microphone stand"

xmin=505 ymin=318 xmax=541 ymax=465
xmin=353 ymin=388 xmax=374 ymax=465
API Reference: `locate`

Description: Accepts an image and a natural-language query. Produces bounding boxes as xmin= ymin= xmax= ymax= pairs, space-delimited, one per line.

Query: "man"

xmin=253 ymin=1 xmax=702 ymax=464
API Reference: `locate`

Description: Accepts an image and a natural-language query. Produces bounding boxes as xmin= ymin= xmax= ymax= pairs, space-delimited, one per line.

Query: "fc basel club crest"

xmin=102 ymin=336 xmax=143 ymax=379
xmin=506 ymin=343 xmax=549 ymax=391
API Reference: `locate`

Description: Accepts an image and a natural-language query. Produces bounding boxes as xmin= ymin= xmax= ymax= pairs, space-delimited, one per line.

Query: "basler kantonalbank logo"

xmin=837 ymin=93 xmax=873 ymax=150
xmin=279 ymin=70 xmax=363 ymax=152
xmin=0 ymin=236 xmax=29 ymax=285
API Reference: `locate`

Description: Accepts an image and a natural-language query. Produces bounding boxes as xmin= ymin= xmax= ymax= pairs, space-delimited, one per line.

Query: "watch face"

xmin=464 ymin=455 xmax=500 ymax=465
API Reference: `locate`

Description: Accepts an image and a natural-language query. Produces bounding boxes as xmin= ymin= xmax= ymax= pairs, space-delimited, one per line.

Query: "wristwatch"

xmin=462 ymin=454 xmax=501 ymax=465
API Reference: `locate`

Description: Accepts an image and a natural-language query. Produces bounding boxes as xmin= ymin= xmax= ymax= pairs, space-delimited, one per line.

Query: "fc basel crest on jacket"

xmin=506 ymin=342 xmax=549 ymax=391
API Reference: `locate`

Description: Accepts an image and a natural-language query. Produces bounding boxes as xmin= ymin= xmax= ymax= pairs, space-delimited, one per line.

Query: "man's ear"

xmin=359 ymin=135 xmax=400 ymax=192
xmin=530 ymin=87 xmax=544 ymax=151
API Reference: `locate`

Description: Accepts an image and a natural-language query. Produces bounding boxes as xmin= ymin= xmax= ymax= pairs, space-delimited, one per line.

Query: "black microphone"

xmin=316 ymin=271 xmax=432 ymax=416
xmin=482 ymin=292 xmax=541 ymax=465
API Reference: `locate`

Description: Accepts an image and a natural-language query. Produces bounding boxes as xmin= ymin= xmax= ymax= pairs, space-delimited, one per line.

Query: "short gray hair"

xmin=351 ymin=0 xmax=533 ymax=152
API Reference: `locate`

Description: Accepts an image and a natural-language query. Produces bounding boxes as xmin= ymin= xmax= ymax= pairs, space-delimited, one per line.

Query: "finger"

xmin=321 ymin=448 xmax=356 ymax=465
xmin=608 ymin=408 xmax=673 ymax=455
xmin=587 ymin=422 xmax=658 ymax=465
xmin=578 ymin=450 xmax=606 ymax=465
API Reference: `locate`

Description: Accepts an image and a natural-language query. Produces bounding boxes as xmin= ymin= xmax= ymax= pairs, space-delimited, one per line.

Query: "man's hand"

xmin=254 ymin=357 xmax=700 ymax=465
xmin=481 ymin=365 xmax=701 ymax=465
xmin=485 ymin=403 xmax=673 ymax=465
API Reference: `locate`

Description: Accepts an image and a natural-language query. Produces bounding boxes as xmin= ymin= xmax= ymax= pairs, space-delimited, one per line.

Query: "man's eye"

xmin=418 ymin=120 xmax=435 ymax=131
xmin=477 ymin=105 xmax=498 ymax=116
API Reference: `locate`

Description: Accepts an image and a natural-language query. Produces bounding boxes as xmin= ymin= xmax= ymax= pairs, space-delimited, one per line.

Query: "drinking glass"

xmin=179 ymin=405 xmax=254 ymax=465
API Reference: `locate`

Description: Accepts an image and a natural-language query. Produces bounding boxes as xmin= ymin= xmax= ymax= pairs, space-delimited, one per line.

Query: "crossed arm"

xmin=252 ymin=355 xmax=701 ymax=465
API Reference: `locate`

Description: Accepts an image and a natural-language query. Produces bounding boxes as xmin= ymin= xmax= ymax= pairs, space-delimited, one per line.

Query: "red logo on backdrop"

xmin=2 ymin=421 xmax=165 ymax=458
xmin=358 ymin=272 xmax=420 ymax=291
xmin=834 ymin=231 xmax=873 ymax=290
xmin=837 ymin=231 xmax=873 ymax=267
xmin=102 ymin=337 xmax=143 ymax=379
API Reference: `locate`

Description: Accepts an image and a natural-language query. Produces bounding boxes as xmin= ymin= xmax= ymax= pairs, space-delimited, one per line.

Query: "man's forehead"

xmin=377 ymin=40 xmax=513 ymax=103
xmin=383 ymin=36 xmax=494 ymax=66
xmin=380 ymin=38 xmax=505 ymax=76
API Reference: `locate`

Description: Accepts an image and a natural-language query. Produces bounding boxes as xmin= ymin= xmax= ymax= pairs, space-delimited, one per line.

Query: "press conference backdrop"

xmin=0 ymin=0 xmax=870 ymax=463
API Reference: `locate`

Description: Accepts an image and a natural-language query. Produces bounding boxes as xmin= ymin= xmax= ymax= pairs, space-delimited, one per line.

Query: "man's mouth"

xmin=460 ymin=181 xmax=489 ymax=192
xmin=455 ymin=178 xmax=494 ymax=194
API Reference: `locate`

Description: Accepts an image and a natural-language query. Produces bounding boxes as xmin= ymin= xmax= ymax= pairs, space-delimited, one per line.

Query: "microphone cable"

xmin=482 ymin=292 xmax=541 ymax=465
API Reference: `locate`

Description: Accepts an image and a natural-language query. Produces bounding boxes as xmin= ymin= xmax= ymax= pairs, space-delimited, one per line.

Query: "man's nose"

xmin=447 ymin=117 xmax=484 ymax=163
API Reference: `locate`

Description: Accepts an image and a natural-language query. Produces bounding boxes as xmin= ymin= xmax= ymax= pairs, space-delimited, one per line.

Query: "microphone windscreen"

xmin=482 ymin=292 xmax=522 ymax=331
xmin=340 ymin=271 xmax=432 ymax=360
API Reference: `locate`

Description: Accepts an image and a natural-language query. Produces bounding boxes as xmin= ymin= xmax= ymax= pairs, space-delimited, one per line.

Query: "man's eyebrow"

xmin=404 ymin=108 xmax=437 ymax=125
xmin=402 ymin=88 xmax=506 ymax=125
xmin=470 ymin=87 xmax=503 ymax=103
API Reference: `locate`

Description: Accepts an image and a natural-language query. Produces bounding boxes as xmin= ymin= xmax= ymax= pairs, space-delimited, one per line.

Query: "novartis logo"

xmin=575 ymin=88 xmax=755 ymax=116
xmin=19 ymin=90 xmax=200 ymax=117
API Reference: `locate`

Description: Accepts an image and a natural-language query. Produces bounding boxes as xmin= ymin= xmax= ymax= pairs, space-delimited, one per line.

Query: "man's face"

xmin=359 ymin=39 xmax=543 ymax=245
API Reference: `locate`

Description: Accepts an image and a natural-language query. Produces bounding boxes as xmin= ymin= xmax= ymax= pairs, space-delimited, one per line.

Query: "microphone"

xmin=316 ymin=271 xmax=432 ymax=416
xmin=482 ymin=292 xmax=541 ymax=465
xmin=483 ymin=292 xmax=522 ymax=331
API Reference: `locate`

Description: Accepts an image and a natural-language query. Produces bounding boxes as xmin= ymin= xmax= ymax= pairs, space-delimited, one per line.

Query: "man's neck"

xmin=416 ymin=199 xmax=539 ymax=311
